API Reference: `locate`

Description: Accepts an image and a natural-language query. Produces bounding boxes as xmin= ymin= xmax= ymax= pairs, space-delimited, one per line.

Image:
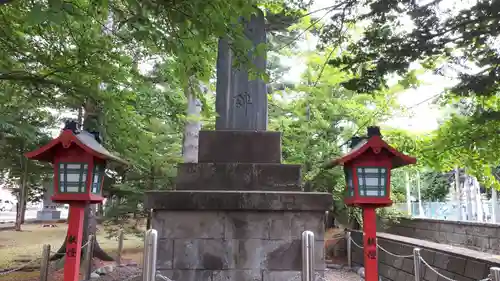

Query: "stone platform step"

xmin=145 ymin=190 xmax=331 ymax=211
xmin=198 ymin=130 xmax=282 ymax=163
xmin=176 ymin=163 xmax=301 ymax=191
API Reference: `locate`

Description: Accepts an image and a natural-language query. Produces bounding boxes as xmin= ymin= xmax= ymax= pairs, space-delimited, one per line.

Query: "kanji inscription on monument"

xmin=234 ymin=92 xmax=253 ymax=116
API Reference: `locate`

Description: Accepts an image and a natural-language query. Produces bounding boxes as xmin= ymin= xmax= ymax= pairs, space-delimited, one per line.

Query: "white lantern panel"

xmin=66 ymin=173 xmax=81 ymax=183
xmin=66 ymin=186 xmax=80 ymax=192
xmin=58 ymin=163 xmax=88 ymax=193
xmin=365 ymin=177 xmax=379 ymax=186
xmin=356 ymin=167 xmax=388 ymax=197
xmin=91 ymin=165 xmax=104 ymax=194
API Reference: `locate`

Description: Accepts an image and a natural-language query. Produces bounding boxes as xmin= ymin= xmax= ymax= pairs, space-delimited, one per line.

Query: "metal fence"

xmin=345 ymin=230 xmax=500 ymax=281
xmin=392 ymin=201 xmax=500 ymax=223
xmin=140 ymin=229 xmax=320 ymax=281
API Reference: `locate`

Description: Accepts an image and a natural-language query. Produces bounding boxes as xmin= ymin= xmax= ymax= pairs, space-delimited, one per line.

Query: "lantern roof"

xmin=25 ymin=124 xmax=128 ymax=166
xmin=326 ymin=126 xmax=416 ymax=169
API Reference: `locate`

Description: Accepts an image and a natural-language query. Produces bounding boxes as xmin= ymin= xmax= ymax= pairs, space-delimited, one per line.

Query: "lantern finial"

xmin=367 ymin=126 xmax=381 ymax=138
xmin=63 ymin=120 xmax=80 ymax=134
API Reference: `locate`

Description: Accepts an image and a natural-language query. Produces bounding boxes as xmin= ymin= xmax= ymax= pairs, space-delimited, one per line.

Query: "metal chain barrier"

xmin=377 ymin=243 xmax=413 ymax=258
xmin=0 ymin=257 xmax=41 ymax=275
xmin=346 ymin=231 xmax=497 ymax=281
xmin=49 ymin=240 xmax=91 ymax=256
xmin=418 ymin=255 xmax=456 ymax=281
xmin=81 ymin=240 xmax=90 ymax=249
xmin=349 ymin=236 xmax=363 ymax=249
xmin=156 ymin=271 xmax=172 ymax=281
xmin=348 ymin=235 xmax=413 ymax=258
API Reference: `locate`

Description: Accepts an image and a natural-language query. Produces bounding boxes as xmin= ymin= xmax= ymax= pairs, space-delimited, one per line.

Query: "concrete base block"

xmin=151 ymin=204 xmax=331 ymax=281
xmin=145 ymin=190 xmax=332 ymax=211
xmin=36 ymin=210 xmax=61 ymax=220
xmin=198 ymin=131 xmax=281 ymax=164
xmin=176 ymin=163 xmax=301 ymax=191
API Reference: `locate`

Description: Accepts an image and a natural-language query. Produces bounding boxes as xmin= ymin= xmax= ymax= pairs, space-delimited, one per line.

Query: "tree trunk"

xmin=15 ymin=156 xmax=28 ymax=231
xmin=51 ymin=99 xmax=115 ymax=262
xmin=77 ymin=106 xmax=83 ymax=129
xmin=20 ymin=200 xmax=26 ymax=224
xmin=97 ymin=203 xmax=104 ymax=217
xmin=83 ymin=204 xmax=115 ymax=261
xmin=51 ymin=205 xmax=114 ymax=261
xmin=182 ymin=77 xmax=202 ymax=163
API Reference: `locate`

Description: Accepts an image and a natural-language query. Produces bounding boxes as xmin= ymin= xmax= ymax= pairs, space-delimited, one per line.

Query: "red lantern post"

xmin=25 ymin=121 xmax=126 ymax=281
xmin=327 ymin=126 xmax=416 ymax=281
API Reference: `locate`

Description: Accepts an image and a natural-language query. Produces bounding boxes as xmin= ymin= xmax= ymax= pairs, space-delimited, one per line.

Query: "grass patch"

xmin=0 ymin=223 xmax=144 ymax=271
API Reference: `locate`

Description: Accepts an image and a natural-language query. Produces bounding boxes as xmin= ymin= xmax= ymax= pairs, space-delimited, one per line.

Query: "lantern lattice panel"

xmin=345 ymin=169 xmax=355 ymax=197
xmin=356 ymin=167 xmax=388 ymax=197
xmin=59 ymin=163 xmax=89 ymax=193
xmin=91 ymin=165 xmax=104 ymax=194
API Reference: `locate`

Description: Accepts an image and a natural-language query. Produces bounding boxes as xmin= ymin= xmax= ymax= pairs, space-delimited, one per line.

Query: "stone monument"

xmin=145 ymin=8 xmax=332 ymax=281
xmin=36 ymin=178 xmax=61 ymax=221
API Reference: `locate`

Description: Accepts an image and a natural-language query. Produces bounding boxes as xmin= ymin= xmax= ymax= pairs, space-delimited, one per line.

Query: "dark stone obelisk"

xmin=215 ymin=10 xmax=267 ymax=131
xmin=145 ymin=8 xmax=332 ymax=281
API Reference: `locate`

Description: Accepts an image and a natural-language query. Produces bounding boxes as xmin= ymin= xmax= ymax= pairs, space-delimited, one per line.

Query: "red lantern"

xmin=327 ymin=126 xmax=416 ymax=281
xmin=25 ymin=121 xmax=126 ymax=281
xmin=25 ymin=122 xmax=126 ymax=204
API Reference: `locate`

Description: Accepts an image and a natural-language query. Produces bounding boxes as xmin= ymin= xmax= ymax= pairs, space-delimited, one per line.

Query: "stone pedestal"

xmin=145 ymin=191 xmax=331 ymax=281
xmin=36 ymin=206 xmax=61 ymax=220
xmin=176 ymin=131 xmax=301 ymax=192
xmin=36 ymin=179 xmax=61 ymax=221
xmin=145 ymin=130 xmax=333 ymax=281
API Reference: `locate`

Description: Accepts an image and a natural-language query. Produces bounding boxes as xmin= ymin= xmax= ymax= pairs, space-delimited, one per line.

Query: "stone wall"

xmin=382 ymin=218 xmax=500 ymax=254
xmin=351 ymin=231 xmax=500 ymax=281
xmin=153 ymin=210 xmax=326 ymax=281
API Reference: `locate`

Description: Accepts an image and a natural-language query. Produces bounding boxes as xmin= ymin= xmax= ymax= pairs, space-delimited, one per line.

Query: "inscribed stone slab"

xmin=215 ymin=10 xmax=267 ymax=131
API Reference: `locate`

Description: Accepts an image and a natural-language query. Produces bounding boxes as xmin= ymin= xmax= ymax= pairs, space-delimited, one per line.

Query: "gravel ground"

xmin=90 ymin=268 xmax=362 ymax=281
xmin=325 ymin=268 xmax=360 ymax=281
xmin=78 ymin=266 xmax=361 ymax=281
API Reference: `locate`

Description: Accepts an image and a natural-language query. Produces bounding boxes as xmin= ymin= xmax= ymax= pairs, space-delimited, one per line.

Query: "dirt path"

xmin=325 ymin=268 xmax=360 ymax=281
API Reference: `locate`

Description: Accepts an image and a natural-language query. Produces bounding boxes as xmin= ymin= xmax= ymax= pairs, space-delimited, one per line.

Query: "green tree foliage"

xmin=309 ymin=0 xmax=500 ymax=187
xmin=268 ymin=49 xmax=402 ymax=225
xmin=0 ymin=92 xmax=55 ymax=204
xmin=321 ymin=0 xmax=500 ymax=97
xmin=420 ymin=171 xmax=451 ymax=201
xmin=0 ymin=0 xmax=319 ymax=233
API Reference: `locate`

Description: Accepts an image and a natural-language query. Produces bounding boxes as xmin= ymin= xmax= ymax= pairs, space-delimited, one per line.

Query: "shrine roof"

xmin=326 ymin=136 xmax=416 ymax=169
xmin=25 ymin=129 xmax=128 ymax=165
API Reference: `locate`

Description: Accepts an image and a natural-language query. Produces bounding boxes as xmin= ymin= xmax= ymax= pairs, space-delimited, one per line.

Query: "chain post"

xmin=346 ymin=231 xmax=352 ymax=268
xmin=142 ymin=229 xmax=158 ymax=281
xmin=83 ymin=234 xmax=95 ymax=280
xmin=491 ymin=267 xmax=500 ymax=281
xmin=301 ymin=231 xmax=315 ymax=281
xmin=413 ymin=248 xmax=421 ymax=281
xmin=117 ymin=229 xmax=124 ymax=266
xmin=39 ymin=244 xmax=51 ymax=281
